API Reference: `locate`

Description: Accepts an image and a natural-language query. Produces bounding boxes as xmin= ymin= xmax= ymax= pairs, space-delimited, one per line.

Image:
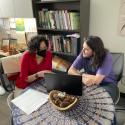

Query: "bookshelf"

xmin=32 ymin=0 xmax=90 ymax=63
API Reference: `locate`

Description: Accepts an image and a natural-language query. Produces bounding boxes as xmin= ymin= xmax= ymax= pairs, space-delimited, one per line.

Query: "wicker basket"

xmin=49 ymin=90 xmax=78 ymax=111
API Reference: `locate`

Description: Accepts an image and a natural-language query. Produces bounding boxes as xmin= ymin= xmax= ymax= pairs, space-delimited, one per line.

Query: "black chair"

xmin=111 ymin=53 xmax=124 ymax=104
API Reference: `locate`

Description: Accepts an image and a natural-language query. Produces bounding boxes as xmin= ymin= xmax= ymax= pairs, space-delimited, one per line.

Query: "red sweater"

xmin=15 ymin=50 xmax=52 ymax=89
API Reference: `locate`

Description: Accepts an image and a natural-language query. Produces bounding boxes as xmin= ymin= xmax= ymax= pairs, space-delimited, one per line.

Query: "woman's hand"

xmin=82 ymin=73 xmax=105 ymax=86
xmin=37 ymin=70 xmax=52 ymax=77
xmin=82 ymin=73 xmax=95 ymax=86
xmin=36 ymin=71 xmax=44 ymax=77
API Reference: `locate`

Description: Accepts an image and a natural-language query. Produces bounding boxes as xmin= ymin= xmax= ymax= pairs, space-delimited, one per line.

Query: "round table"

xmin=12 ymin=80 xmax=115 ymax=125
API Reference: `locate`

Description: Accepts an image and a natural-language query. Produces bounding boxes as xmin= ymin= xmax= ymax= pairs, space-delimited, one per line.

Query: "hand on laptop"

xmin=37 ymin=70 xmax=52 ymax=78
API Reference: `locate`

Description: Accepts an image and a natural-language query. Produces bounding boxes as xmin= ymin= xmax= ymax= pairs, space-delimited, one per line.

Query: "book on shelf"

xmin=63 ymin=10 xmax=69 ymax=30
xmin=38 ymin=9 xmax=80 ymax=30
xmin=49 ymin=10 xmax=56 ymax=29
xmin=69 ymin=12 xmax=80 ymax=30
xmin=55 ymin=11 xmax=60 ymax=29
xmin=45 ymin=34 xmax=79 ymax=55
xmin=71 ymin=37 xmax=79 ymax=55
xmin=66 ymin=33 xmax=80 ymax=55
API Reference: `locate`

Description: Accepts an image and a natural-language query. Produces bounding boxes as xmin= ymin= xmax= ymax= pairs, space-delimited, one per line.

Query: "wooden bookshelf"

xmin=37 ymin=27 xmax=79 ymax=34
xmin=35 ymin=0 xmax=79 ymax=4
xmin=52 ymin=51 xmax=76 ymax=56
xmin=32 ymin=0 xmax=90 ymax=63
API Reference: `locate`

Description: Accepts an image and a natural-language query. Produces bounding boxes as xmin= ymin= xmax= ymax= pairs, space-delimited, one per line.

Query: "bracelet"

xmin=35 ymin=73 xmax=39 ymax=79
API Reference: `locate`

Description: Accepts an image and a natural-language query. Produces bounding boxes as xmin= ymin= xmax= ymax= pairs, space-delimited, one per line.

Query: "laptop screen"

xmin=44 ymin=73 xmax=82 ymax=96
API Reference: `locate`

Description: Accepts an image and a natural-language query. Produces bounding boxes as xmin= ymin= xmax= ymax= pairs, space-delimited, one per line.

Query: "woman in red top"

xmin=16 ymin=35 xmax=52 ymax=89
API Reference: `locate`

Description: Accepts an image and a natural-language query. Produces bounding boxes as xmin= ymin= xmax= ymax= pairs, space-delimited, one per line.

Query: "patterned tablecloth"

xmin=12 ymin=80 xmax=115 ymax=125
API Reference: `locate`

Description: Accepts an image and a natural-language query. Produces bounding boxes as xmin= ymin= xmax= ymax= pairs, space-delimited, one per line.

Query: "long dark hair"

xmin=85 ymin=36 xmax=108 ymax=67
xmin=27 ymin=35 xmax=48 ymax=54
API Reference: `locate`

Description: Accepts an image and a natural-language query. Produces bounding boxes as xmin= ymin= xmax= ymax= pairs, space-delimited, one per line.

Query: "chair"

xmin=0 ymin=61 xmax=15 ymax=92
xmin=7 ymin=92 xmax=14 ymax=125
xmin=0 ymin=53 xmax=22 ymax=92
xmin=111 ymin=53 xmax=124 ymax=104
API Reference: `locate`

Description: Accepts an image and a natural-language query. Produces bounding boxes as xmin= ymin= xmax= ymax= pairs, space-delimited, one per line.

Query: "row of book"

xmin=38 ymin=9 xmax=80 ymax=30
xmin=44 ymin=35 xmax=79 ymax=55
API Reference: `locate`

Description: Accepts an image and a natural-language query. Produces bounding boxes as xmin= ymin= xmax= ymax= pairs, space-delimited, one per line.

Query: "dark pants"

xmin=100 ymin=82 xmax=118 ymax=104
xmin=100 ymin=82 xmax=118 ymax=125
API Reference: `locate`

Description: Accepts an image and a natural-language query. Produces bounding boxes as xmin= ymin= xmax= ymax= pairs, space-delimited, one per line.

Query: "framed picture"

xmin=1 ymin=39 xmax=10 ymax=52
xmin=9 ymin=38 xmax=18 ymax=55
xmin=15 ymin=31 xmax=27 ymax=52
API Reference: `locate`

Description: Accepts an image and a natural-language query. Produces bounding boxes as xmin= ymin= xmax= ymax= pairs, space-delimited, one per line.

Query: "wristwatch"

xmin=35 ymin=73 xmax=39 ymax=79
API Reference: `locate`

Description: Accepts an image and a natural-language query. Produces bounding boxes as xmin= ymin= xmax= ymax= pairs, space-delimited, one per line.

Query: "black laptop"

xmin=44 ymin=73 xmax=82 ymax=96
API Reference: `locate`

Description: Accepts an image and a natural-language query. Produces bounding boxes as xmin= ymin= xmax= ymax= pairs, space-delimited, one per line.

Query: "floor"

xmin=115 ymin=94 xmax=125 ymax=125
xmin=0 ymin=92 xmax=125 ymax=125
xmin=0 ymin=93 xmax=11 ymax=125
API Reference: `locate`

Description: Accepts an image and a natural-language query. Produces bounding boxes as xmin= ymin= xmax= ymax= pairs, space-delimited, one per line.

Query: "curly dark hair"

xmin=27 ymin=35 xmax=48 ymax=53
xmin=85 ymin=36 xmax=108 ymax=67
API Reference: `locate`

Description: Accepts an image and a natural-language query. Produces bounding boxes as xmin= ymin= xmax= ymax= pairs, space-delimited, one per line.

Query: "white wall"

xmin=14 ymin=0 xmax=33 ymax=18
xmin=0 ymin=0 xmax=15 ymax=17
xmin=0 ymin=0 xmax=33 ymax=18
xmin=89 ymin=0 xmax=125 ymax=92
xmin=90 ymin=0 xmax=125 ymax=52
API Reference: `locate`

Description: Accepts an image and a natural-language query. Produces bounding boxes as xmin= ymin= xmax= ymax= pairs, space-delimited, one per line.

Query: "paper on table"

xmin=11 ymin=88 xmax=48 ymax=115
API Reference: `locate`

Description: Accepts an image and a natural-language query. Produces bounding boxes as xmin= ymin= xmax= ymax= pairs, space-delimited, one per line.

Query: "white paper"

xmin=24 ymin=18 xmax=37 ymax=32
xmin=11 ymin=88 xmax=48 ymax=115
xmin=9 ymin=18 xmax=16 ymax=29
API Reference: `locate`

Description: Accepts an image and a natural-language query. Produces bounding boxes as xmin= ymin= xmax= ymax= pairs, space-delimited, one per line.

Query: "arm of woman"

xmin=19 ymin=52 xmax=34 ymax=83
xmin=18 ymin=52 xmax=39 ymax=83
xmin=68 ymin=66 xmax=81 ymax=76
xmin=82 ymin=73 xmax=105 ymax=86
xmin=68 ymin=54 xmax=83 ymax=76
xmin=26 ymin=73 xmax=38 ymax=83
xmin=26 ymin=70 xmax=52 ymax=83
xmin=27 ymin=51 xmax=53 ymax=82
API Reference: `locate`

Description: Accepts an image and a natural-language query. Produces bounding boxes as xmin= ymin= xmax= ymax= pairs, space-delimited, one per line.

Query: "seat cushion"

xmin=52 ymin=56 xmax=71 ymax=72
xmin=1 ymin=53 xmax=22 ymax=74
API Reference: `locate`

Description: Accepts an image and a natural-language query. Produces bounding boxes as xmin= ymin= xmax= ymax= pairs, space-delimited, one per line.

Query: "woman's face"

xmin=82 ymin=42 xmax=93 ymax=58
xmin=36 ymin=41 xmax=47 ymax=57
xmin=39 ymin=41 xmax=47 ymax=50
